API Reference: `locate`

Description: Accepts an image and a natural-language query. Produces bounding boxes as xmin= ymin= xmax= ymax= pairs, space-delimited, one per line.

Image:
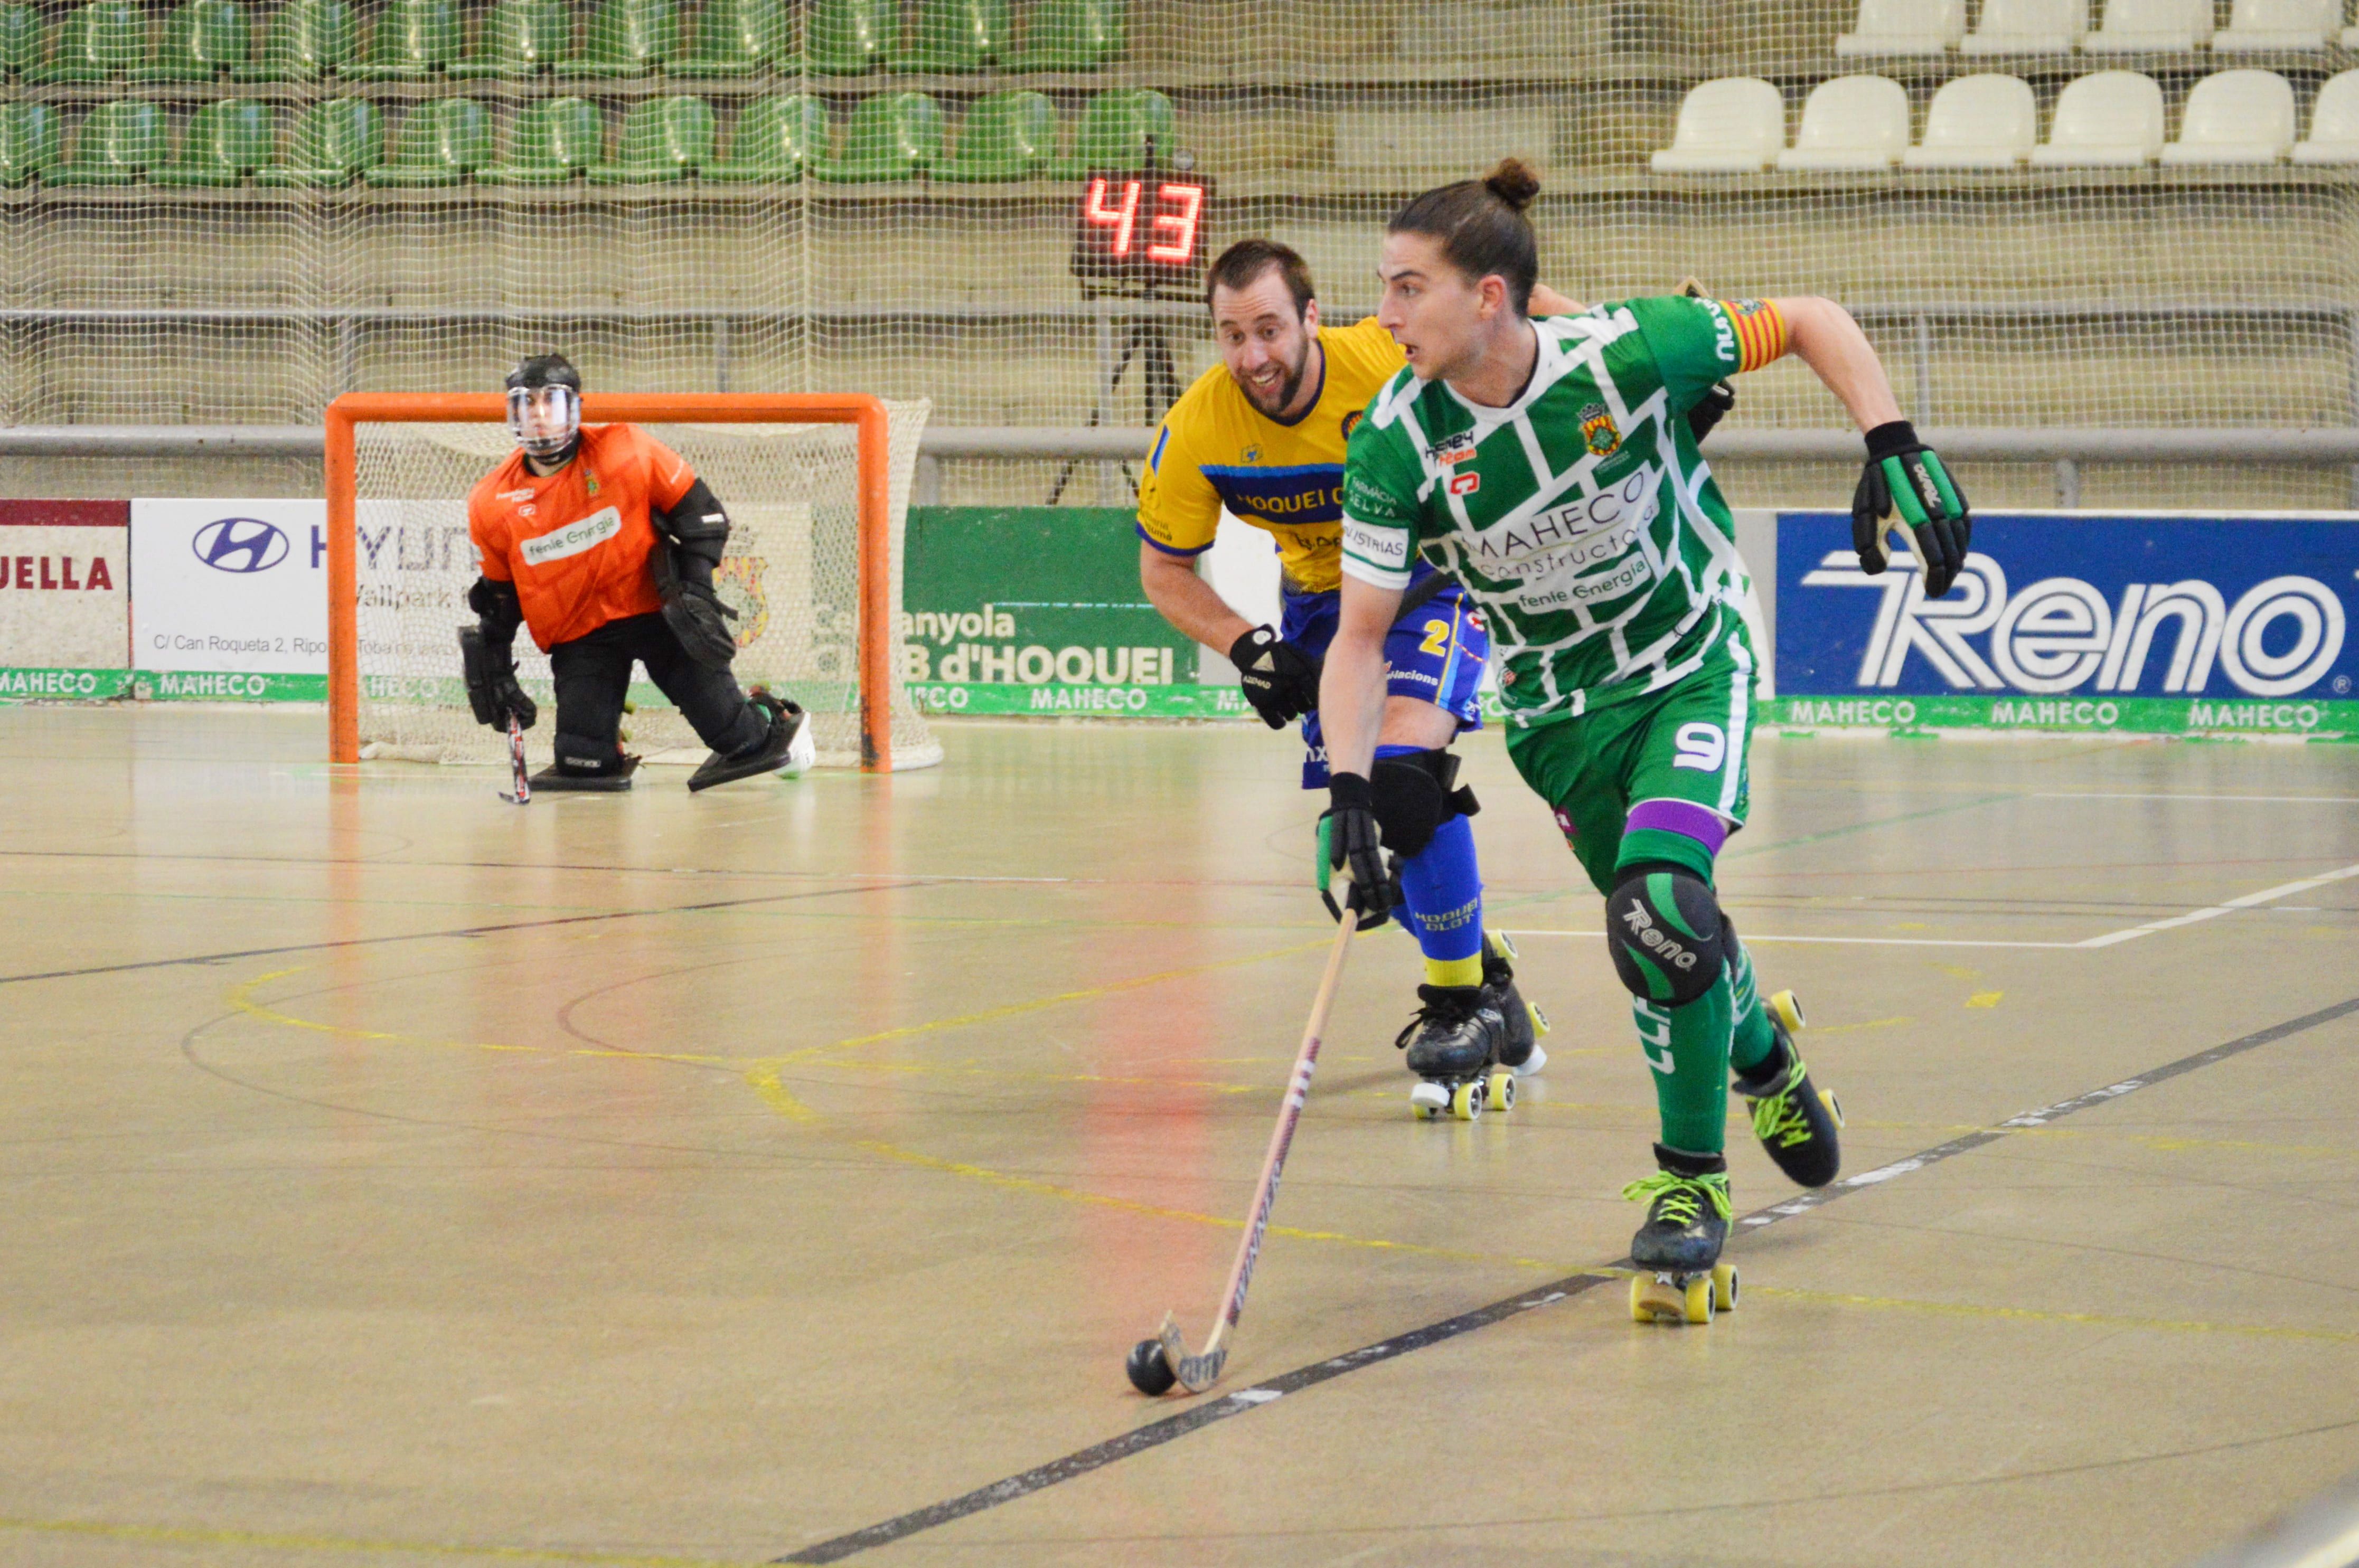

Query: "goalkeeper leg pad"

xmin=687 ymin=689 xmax=806 ymax=792
xmin=1368 ymin=748 xmax=1480 ymax=860
xmin=531 ymin=730 xmax=638 ymax=791
xmin=1605 ymin=863 xmax=1728 ymax=1008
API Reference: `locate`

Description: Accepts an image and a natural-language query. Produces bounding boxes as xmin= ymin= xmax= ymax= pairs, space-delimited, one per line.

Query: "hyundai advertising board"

xmin=130 ymin=499 xmax=330 ymax=700
xmin=1771 ymin=512 xmax=2359 ymax=737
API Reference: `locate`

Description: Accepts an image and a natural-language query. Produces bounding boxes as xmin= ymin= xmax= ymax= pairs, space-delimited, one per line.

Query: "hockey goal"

xmin=325 ymin=392 xmax=938 ymax=773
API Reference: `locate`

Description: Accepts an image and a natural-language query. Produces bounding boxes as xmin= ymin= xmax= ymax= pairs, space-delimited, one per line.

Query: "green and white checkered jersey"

xmin=1340 ymin=295 xmax=1760 ymax=725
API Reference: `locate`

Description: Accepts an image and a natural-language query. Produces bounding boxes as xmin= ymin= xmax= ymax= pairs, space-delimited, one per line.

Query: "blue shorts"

xmin=1287 ymin=576 xmax=1489 ymax=789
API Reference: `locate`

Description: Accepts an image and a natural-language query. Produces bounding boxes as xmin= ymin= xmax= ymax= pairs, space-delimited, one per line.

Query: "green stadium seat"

xmin=26 ymin=2 xmax=145 ymax=84
xmin=588 ymin=92 xmax=710 ymax=180
xmin=935 ymin=89 xmax=1053 ymax=181
xmin=894 ymin=0 xmax=1006 ymax=70
xmin=806 ymin=0 xmax=888 ymax=72
xmin=447 ymin=0 xmax=569 ymax=77
xmin=0 ymin=4 xmax=40 ymax=73
xmin=366 ymin=95 xmax=491 ymax=183
xmin=0 ymin=102 xmax=63 ymax=183
xmin=131 ymin=0 xmax=249 ymax=80
xmin=231 ymin=0 xmax=356 ymax=79
xmin=1005 ymin=0 xmax=1121 ymax=69
xmin=555 ymin=0 xmax=674 ymax=76
xmin=476 ymin=95 xmax=602 ymax=181
xmin=47 ymin=99 xmax=167 ymax=184
xmin=702 ymin=92 xmax=824 ymax=181
xmin=667 ymin=0 xmax=783 ymax=77
xmin=813 ymin=89 xmax=941 ymax=181
xmin=152 ymin=97 xmax=275 ymax=183
xmin=344 ymin=0 xmax=462 ymax=78
xmin=1056 ymin=87 xmax=1173 ymax=174
xmin=255 ymin=96 xmax=383 ymax=184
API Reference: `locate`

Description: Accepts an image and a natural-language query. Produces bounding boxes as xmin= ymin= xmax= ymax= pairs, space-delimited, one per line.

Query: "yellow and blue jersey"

xmin=1135 ymin=317 xmax=1407 ymax=596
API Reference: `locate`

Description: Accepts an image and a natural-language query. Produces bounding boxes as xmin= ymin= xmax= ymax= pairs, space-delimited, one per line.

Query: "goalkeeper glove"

xmin=1853 ymin=420 xmax=1971 ymax=599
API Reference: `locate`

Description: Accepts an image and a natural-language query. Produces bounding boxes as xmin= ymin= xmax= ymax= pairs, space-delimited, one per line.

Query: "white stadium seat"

xmin=1902 ymin=73 xmax=2039 ymax=166
xmin=1650 ymin=78 xmax=1787 ymax=173
xmin=2161 ymin=70 xmax=2296 ymax=163
xmin=2082 ymin=0 xmax=2215 ymax=52
xmin=1961 ymin=0 xmax=2088 ymax=53
xmin=2292 ymin=68 xmax=2359 ymax=162
xmin=1778 ymin=75 xmax=1912 ymax=169
xmin=2028 ymin=70 xmax=2166 ymax=164
xmin=1836 ymin=0 xmax=1968 ymax=55
xmin=2213 ymin=0 xmax=2339 ymax=51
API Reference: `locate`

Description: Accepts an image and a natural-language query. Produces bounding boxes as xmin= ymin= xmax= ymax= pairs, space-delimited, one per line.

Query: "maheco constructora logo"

xmin=191 ymin=517 xmax=288 ymax=574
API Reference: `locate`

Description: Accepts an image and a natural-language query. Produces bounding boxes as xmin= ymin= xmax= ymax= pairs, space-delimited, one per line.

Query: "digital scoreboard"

xmin=1069 ymin=173 xmax=1214 ymax=285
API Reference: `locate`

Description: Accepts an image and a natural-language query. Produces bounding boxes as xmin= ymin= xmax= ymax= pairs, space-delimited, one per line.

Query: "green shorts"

xmin=1504 ymin=625 xmax=1757 ymax=896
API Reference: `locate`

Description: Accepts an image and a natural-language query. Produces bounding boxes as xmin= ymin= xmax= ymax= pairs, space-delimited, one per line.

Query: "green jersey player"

xmin=1318 ymin=160 xmax=1971 ymax=1324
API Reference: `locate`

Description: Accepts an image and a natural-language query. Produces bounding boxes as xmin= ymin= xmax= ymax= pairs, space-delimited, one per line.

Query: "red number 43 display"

xmin=1070 ymin=174 xmax=1213 ymax=280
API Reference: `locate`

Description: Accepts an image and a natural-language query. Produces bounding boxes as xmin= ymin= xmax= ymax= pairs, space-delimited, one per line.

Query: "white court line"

xmin=1503 ymin=858 xmax=2359 ymax=953
xmin=2077 ymin=861 xmax=2359 ymax=949
xmin=2032 ymin=792 xmax=2359 ymax=804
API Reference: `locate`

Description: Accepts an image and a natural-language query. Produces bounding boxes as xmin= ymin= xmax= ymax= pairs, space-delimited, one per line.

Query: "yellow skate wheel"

xmin=1821 ymin=1088 xmax=1845 ymax=1128
xmin=1767 ymin=990 xmax=1806 ymax=1034
xmin=1683 ymin=1275 xmax=1716 ymax=1324
xmin=1527 ymin=999 xmax=1552 ymax=1037
xmin=1487 ymin=1070 xmax=1516 ymax=1112
xmin=1485 ymin=929 xmax=1518 ymax=962
xmin=1631 ymin=1273 xmax=1689 ymax=1324
xmin=1451 ymin=1080 xmax=1483 ymax=1121
xmin=1712 ymin=1263 xmax=1738 ymax=1313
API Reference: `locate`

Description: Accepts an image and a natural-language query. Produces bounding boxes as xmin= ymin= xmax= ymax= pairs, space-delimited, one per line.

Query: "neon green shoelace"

xmin=1750 ymin=1078 xmax=1815 ymax=1149
xmin=1620 ymin=1168 xmax=1733 ymax=1224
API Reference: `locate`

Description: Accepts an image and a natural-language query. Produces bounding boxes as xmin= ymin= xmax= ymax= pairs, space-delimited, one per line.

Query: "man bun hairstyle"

xmin=1205 ymin=237 xmax=1317 ymax=318
xmin=1387 ymin=157 xmax=1542 ymax=316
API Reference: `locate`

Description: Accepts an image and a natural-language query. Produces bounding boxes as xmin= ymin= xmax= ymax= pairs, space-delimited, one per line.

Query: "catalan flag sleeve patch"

xmin=1720 ymin=298 xmax=1789 ymax=374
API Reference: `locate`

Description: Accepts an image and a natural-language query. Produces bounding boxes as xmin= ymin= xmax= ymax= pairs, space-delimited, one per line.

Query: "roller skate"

xmin=1624 ymin=1144 xmax=1738 ymax=1325
xmin=1480 ymin=930 xmax=1550 ymax=1078
xmin=1396 ymin=984 xmax=1516 ymax=1121
xmin=1733 ymin=989 xmax=1845 ymax=1189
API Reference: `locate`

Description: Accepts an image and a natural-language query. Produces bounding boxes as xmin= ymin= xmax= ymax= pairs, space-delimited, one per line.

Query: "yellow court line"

xmin=0 ymin=1514 xmax=760 ymax=1567
xmin=1750 ymin=1285 xmax=2359 ymax=1346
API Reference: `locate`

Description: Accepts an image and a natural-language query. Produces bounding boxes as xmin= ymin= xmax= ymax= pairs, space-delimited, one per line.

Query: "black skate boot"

xmin=1479 ymin=930 xmax=1550 ymax=1077
xmin=1733 ymin=989 xmax=1844 ymax=1189
xmin=687 ymin=688 xmax=806 ymax=792
xmin=1624 ymin=1143 xmax=1737 ymax=1325
xmin=1395 ymin=984 xmax=1513 ymax=1121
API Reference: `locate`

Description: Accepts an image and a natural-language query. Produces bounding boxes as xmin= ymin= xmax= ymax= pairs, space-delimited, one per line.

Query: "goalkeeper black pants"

xmin=548 ymin=611 xmax=766 ymax=762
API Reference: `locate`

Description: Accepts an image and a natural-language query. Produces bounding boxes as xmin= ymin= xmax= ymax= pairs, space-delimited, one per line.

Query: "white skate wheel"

xmin=1409 ymin=1081 xmax=1449 ymax=1118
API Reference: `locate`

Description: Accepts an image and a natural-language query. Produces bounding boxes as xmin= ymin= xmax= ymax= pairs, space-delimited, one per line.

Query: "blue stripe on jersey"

xmin=1136 ymin=522 xmax=1209 ymax=558
xmin=1149 ymin=428 xmax=1169 ymax=473
xmin=1196 ymin=462 xmax=1345 ymax=527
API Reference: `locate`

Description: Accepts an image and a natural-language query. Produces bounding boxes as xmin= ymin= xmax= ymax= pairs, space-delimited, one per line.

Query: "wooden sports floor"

xmin=3 ymin=706 xmax=2356 ymax=1567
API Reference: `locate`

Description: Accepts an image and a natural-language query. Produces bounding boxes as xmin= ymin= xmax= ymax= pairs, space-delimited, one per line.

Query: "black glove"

xmin=1321 ymin=772 xmax=1395 ymax=927
xmin=1229 ymin=625 xmax=1322 ymax=730
xmin=1687 ymin=379 xmax=1735 ymax=443
xmin=660 ymin=578 xmax=740 ymax=670
xmin=459 ymin=624 xmax=537 ymax=731
xmin=1853 ymin=419 xmax=1972 ymax=600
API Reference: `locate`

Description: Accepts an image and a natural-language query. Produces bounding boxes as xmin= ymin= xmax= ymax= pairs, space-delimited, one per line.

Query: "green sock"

xmin=1634 ymin=974 xmax=1733 ymax=1154
xmin=1727 ymin=937 xmax=1775 ymax=1078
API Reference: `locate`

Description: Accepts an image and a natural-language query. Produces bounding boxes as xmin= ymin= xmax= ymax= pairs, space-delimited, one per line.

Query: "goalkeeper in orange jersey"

xmin=460 ymin=353 xmax=810 ymax=792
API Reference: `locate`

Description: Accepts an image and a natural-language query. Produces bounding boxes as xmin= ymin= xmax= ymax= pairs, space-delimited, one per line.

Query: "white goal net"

xmin=350 ymin=400 xmax=937 ymax=771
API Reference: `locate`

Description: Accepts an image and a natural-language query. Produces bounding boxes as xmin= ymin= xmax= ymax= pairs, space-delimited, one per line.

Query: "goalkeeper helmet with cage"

xmin=505 ymin=353 xmax=582 ymax=460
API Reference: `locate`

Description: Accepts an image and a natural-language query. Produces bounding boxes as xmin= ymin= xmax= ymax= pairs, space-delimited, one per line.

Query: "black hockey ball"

xmin=1125 ymin=1337 xmax=1177 ymax=1396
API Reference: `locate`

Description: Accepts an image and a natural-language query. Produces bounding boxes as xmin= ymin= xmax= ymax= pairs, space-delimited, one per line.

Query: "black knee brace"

xmin=1368 ymin=749 xmax=1480 ymax=859
xmin=1605 ymin=862 xmax=1727 ymax=1007
xmin=552 ymin=730 xmax=627 ymax=774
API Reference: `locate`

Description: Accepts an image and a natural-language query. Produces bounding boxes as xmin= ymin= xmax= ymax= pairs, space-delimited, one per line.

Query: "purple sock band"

xmin=1624 ymin=798 xmax=1728 ymax=857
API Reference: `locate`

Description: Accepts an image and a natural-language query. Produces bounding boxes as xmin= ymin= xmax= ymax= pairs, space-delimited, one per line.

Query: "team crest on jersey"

xmin=584 ymin=472 xmax=602 ymax=497
xmin=713 ymin=554 xmax=767 ymax=650
xmin=1242 ymin=445 xmax=1262 ymax=464
xmin=1339 ymin=410 xmax=1362 ymax=440
xmin=1425 ymin=431 xmax=1478 ymax=467
xmin=1729 ymin=298 xmax=1771 ymax=317
xmin=1580 ymin=403 xmax=1621 ymax=459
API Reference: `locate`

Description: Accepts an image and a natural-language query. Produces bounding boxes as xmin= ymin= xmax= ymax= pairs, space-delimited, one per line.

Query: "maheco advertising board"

xmin=1770 ymin=512 xmax=2359 ymax=737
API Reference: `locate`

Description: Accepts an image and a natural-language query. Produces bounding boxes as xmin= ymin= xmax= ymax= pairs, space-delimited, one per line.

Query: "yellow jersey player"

xmin=1135 ymin=238 xmax=1589 ymax=1115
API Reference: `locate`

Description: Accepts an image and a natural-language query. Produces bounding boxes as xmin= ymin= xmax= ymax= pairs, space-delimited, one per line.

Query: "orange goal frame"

xmin=325 ymin=392 xmax=899 ymax=772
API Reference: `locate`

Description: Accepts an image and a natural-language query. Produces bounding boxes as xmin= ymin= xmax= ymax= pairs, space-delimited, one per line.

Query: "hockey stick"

xmin=498 ymin=712 xmax=530 ymax=805
xmin=1145 ymin=907 xmax=1358 ymax=1395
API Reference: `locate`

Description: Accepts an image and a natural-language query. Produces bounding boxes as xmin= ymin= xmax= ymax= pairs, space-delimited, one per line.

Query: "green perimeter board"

xmin=901 ymin=506 xmax=1238 ymax=721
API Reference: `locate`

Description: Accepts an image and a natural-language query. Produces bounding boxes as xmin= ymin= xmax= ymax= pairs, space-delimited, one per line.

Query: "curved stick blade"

xmin=1157 ymin=1314 xmax=1226 ymax=1394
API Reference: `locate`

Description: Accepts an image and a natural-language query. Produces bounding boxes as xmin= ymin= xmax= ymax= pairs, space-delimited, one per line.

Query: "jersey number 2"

xmin=1417 ymin=619 xmax=1450 ymax=657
